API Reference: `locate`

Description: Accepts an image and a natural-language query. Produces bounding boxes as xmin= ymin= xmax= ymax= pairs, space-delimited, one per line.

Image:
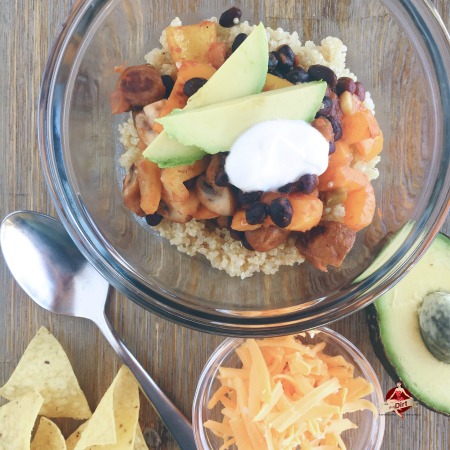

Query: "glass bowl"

xmin=192 ymin=327 xmax=385 ymax=450
xmin=38 ymin=0 xmax=450 ymax=334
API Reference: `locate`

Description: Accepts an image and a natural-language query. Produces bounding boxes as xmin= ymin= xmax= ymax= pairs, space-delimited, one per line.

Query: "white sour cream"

xmin=225 ymin=120 xmax=329 ymax=192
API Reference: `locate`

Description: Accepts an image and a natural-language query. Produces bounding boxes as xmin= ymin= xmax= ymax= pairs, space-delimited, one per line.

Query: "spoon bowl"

xmin=0 ymin=210 xmax=196 ymax=450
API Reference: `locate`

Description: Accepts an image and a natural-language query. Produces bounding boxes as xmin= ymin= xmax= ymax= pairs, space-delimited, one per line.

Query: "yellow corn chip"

xmin=0 ymin=391 xmax=44 ymax=450
xmin=133 ymin=425 xmax=149 ymax=450
xmin=31 ymin=417 xmax=66 ymax=450
xmin=65 ymin=422 xmax=88 ymax=450
xmin=73 ymin=365 xmax=140 ymax=450
xmin=68 ymin=422 xmax=148 ymax=450
xmin=0 ymin=327 xmax=91 ymax=419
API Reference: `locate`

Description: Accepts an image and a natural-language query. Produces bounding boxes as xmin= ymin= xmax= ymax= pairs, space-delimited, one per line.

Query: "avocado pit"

xmin=419 ymin=291 xmax=450 ymax=363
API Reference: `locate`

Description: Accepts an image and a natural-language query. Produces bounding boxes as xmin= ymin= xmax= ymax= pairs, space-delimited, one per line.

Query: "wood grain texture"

xmin=0 ymin=1 xmax=449 ymax=449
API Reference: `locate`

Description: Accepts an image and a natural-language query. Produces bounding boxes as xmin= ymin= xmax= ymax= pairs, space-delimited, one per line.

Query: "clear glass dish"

xmin=38 ymin=0 xmax=450 ymax=334
xmin=192 ymin=327 xmax=385 ymax=450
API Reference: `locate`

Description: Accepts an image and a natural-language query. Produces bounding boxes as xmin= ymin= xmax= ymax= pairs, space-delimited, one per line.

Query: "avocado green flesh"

xmin=375 ymin=233 xmax=450 ymax=414
xmin=143 ymin=23 xmax=268 ymax=167
xmin=354 ymin=221 xmax=414 ymax=282
xmin=144 ymin=132 xmax=206 ymax=168
xmin=186 ymin=23 xmax=268 ymax=108
xmin=157 ymin=81 xmax=327 ymax=154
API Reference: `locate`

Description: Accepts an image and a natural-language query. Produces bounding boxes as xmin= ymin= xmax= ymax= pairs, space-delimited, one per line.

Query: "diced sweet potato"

xmin=230 ymin=210 xmax=262 ymax=231
xmin=153 ymin=61 xmax=217 ymax=133
xmin=193 ymin=204 xmax=220 ymax=220
xmin=352 ymin=133 xmax=384 ymax=162
xmin=136 ymin=159 xmax=161 ymax=214
xmin=318 ymin=164 xmax=369 ymax=192
xmin=344 ymin=182 xmax=376 ymax=231
xmin=262 ymin=74 xmax=293 ymax=92
xmin=161 ymin=158 xmax=209 ymax=202
xmin=166 ymin=21 xmax=219 ymax=65
xmin=261 ymin=192 xmax=323 ymax=232
xmin=327 ymin=141 xmax=353 ymax=169
xmin=285 ymin=193 xmax=323 ymax=232
xmin=207 ymin=42 xmax=226 ymax=69
xmin=341 ymin=108 xmax=381 ymax=144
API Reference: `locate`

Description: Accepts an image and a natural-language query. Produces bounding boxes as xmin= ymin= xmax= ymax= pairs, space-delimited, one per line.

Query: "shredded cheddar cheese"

xmin=204 ymin=334 xmax=378 ymax=450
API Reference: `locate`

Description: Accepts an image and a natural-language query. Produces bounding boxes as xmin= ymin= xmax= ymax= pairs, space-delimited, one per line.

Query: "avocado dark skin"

xmin=367 ymin=304 xmax=450 ymax=417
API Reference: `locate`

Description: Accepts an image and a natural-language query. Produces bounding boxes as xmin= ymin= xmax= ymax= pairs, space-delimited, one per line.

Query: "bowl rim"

xmin=38 ymin=0 xmax=450 ymax=335
xmin=192 ymin=327 xmax=386 ymax=450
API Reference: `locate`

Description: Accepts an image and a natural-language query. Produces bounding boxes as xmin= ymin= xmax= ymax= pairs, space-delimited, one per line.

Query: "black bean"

xmin=229 ymin=229 xmax=243 ymax=241
xmin=183 ymin=77 xmax=207 ymax=97
xmin=308 ymin=65 xmax=337 ymax=90
xmin=145 ymin=213 xmax=163 ymax=226
xmin=275 ymin=45 xmax=295 ymax=74
xmin=271 ymin=70 xmax=286 ymax=79
xmin=161 ymin=75 xmax=175 ymax=99
xmin=315 ymin=96 xmax=333 ymax=117
xmin=232 ymin=33 xmax=247 ymax=52
xmin=268 ymin=52 xmax=279 ymax=72
xmin=245 ymin=202 xmax=268 ymax=225
xmin=336 ymin=77 xmax=356 ymax=96
xmin=354 ymin=81 xmax=366 ymax=101
xmin=183 ymin=177 xmax=198 ymax=189
xmin=238 ymin=190 xmax=263 ymax=208
xmin=269 ymin=197 xmax=293 ymax=228
xmin=324 ymin=115 xmax=343 ymax=141
xmin=241 ymin=234 xmax=254 ymax=251
xmin=329 ymin=141 xmax=336 ymax=155
xmin=286 ymin=66 xmax=310 ymax=84
xmin=219 ymin=6 xmax=242 ymax=27
xmin=298 ymin=174 xmax=319 ymax=194
xmin=278 ymin=174 xmax=319 ymax=194
xmin=278 ymin=182 xmax=297 ymax=194
xmin=215 ymin=169 xmax=229 ymax=187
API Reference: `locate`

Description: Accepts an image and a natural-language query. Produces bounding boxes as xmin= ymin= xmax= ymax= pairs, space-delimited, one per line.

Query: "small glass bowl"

xmin=193 ymin=327 xmax=385 ymax=450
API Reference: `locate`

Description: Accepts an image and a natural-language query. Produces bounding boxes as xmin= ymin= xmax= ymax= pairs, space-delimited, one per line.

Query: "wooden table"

xmin=0 ymin=1 xmax=449 ymax=449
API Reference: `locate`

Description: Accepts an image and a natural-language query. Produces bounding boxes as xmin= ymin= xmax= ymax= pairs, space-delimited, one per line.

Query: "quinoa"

xmin=118 ymin=18 xmax=380 ymax=279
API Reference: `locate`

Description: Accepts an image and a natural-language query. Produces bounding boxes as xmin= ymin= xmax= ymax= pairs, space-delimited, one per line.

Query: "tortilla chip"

xmin=0 ymin=327 xmax=91 ymax=419
xmin=73 ymin=365 xmax=140 ymax=450
xmin=0 ymin=391 xmax=44 ymax=450
xmin=133 ymin=425 xmax=149 ymax=450
xmin=31 ymin=417 xmax=66 ymax=450
xmin=68 ymin=422 xmax=148 ymax=450
xmin=65 ymin=422 xmax=87 ymax=450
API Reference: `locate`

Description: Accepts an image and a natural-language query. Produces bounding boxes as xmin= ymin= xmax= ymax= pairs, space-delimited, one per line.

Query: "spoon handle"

xmin=96 ymin=314 xmax=197 ymax=450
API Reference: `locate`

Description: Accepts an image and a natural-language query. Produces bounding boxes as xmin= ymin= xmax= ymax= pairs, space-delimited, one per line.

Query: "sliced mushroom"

xmin=295 ymin=221 xmax=356 ymax=272
xmin=122 ymin=164 xmax=145 ymax=217
xmin=196 ymin=175 xmax=236 ymax=216
xmin=245 ymin=226 xmax=290 ymax=252
xmin=157 ymin=189 xmax=200 ymax=223
xmin=132 ymin=110 xmax=157 ymax=146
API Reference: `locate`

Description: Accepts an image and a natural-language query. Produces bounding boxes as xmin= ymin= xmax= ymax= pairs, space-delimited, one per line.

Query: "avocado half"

xmin=368 ymin=232 xmax=450 ymax=416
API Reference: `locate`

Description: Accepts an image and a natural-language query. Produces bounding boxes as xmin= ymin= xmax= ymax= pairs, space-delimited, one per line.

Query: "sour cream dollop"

xmin=225 ymin=120 xmax=329 ymax=192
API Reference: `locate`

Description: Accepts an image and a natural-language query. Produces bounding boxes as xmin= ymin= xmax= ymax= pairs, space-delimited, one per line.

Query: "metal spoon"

xmin=0 ymin=210 xmax=196 ymax=450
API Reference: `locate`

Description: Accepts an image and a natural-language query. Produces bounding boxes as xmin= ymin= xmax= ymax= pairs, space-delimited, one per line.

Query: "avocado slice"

xmin=369 ymin=232 xmax=450 ymax=415
xmin=143 ymin=23 xmax=269 ymax=167
xmin=156 ymin=81 xmax=327 ymax=154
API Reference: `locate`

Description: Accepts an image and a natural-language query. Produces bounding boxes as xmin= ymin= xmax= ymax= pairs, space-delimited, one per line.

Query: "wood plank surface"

xmin=0 ymin=1 xmax=449 ymax=449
